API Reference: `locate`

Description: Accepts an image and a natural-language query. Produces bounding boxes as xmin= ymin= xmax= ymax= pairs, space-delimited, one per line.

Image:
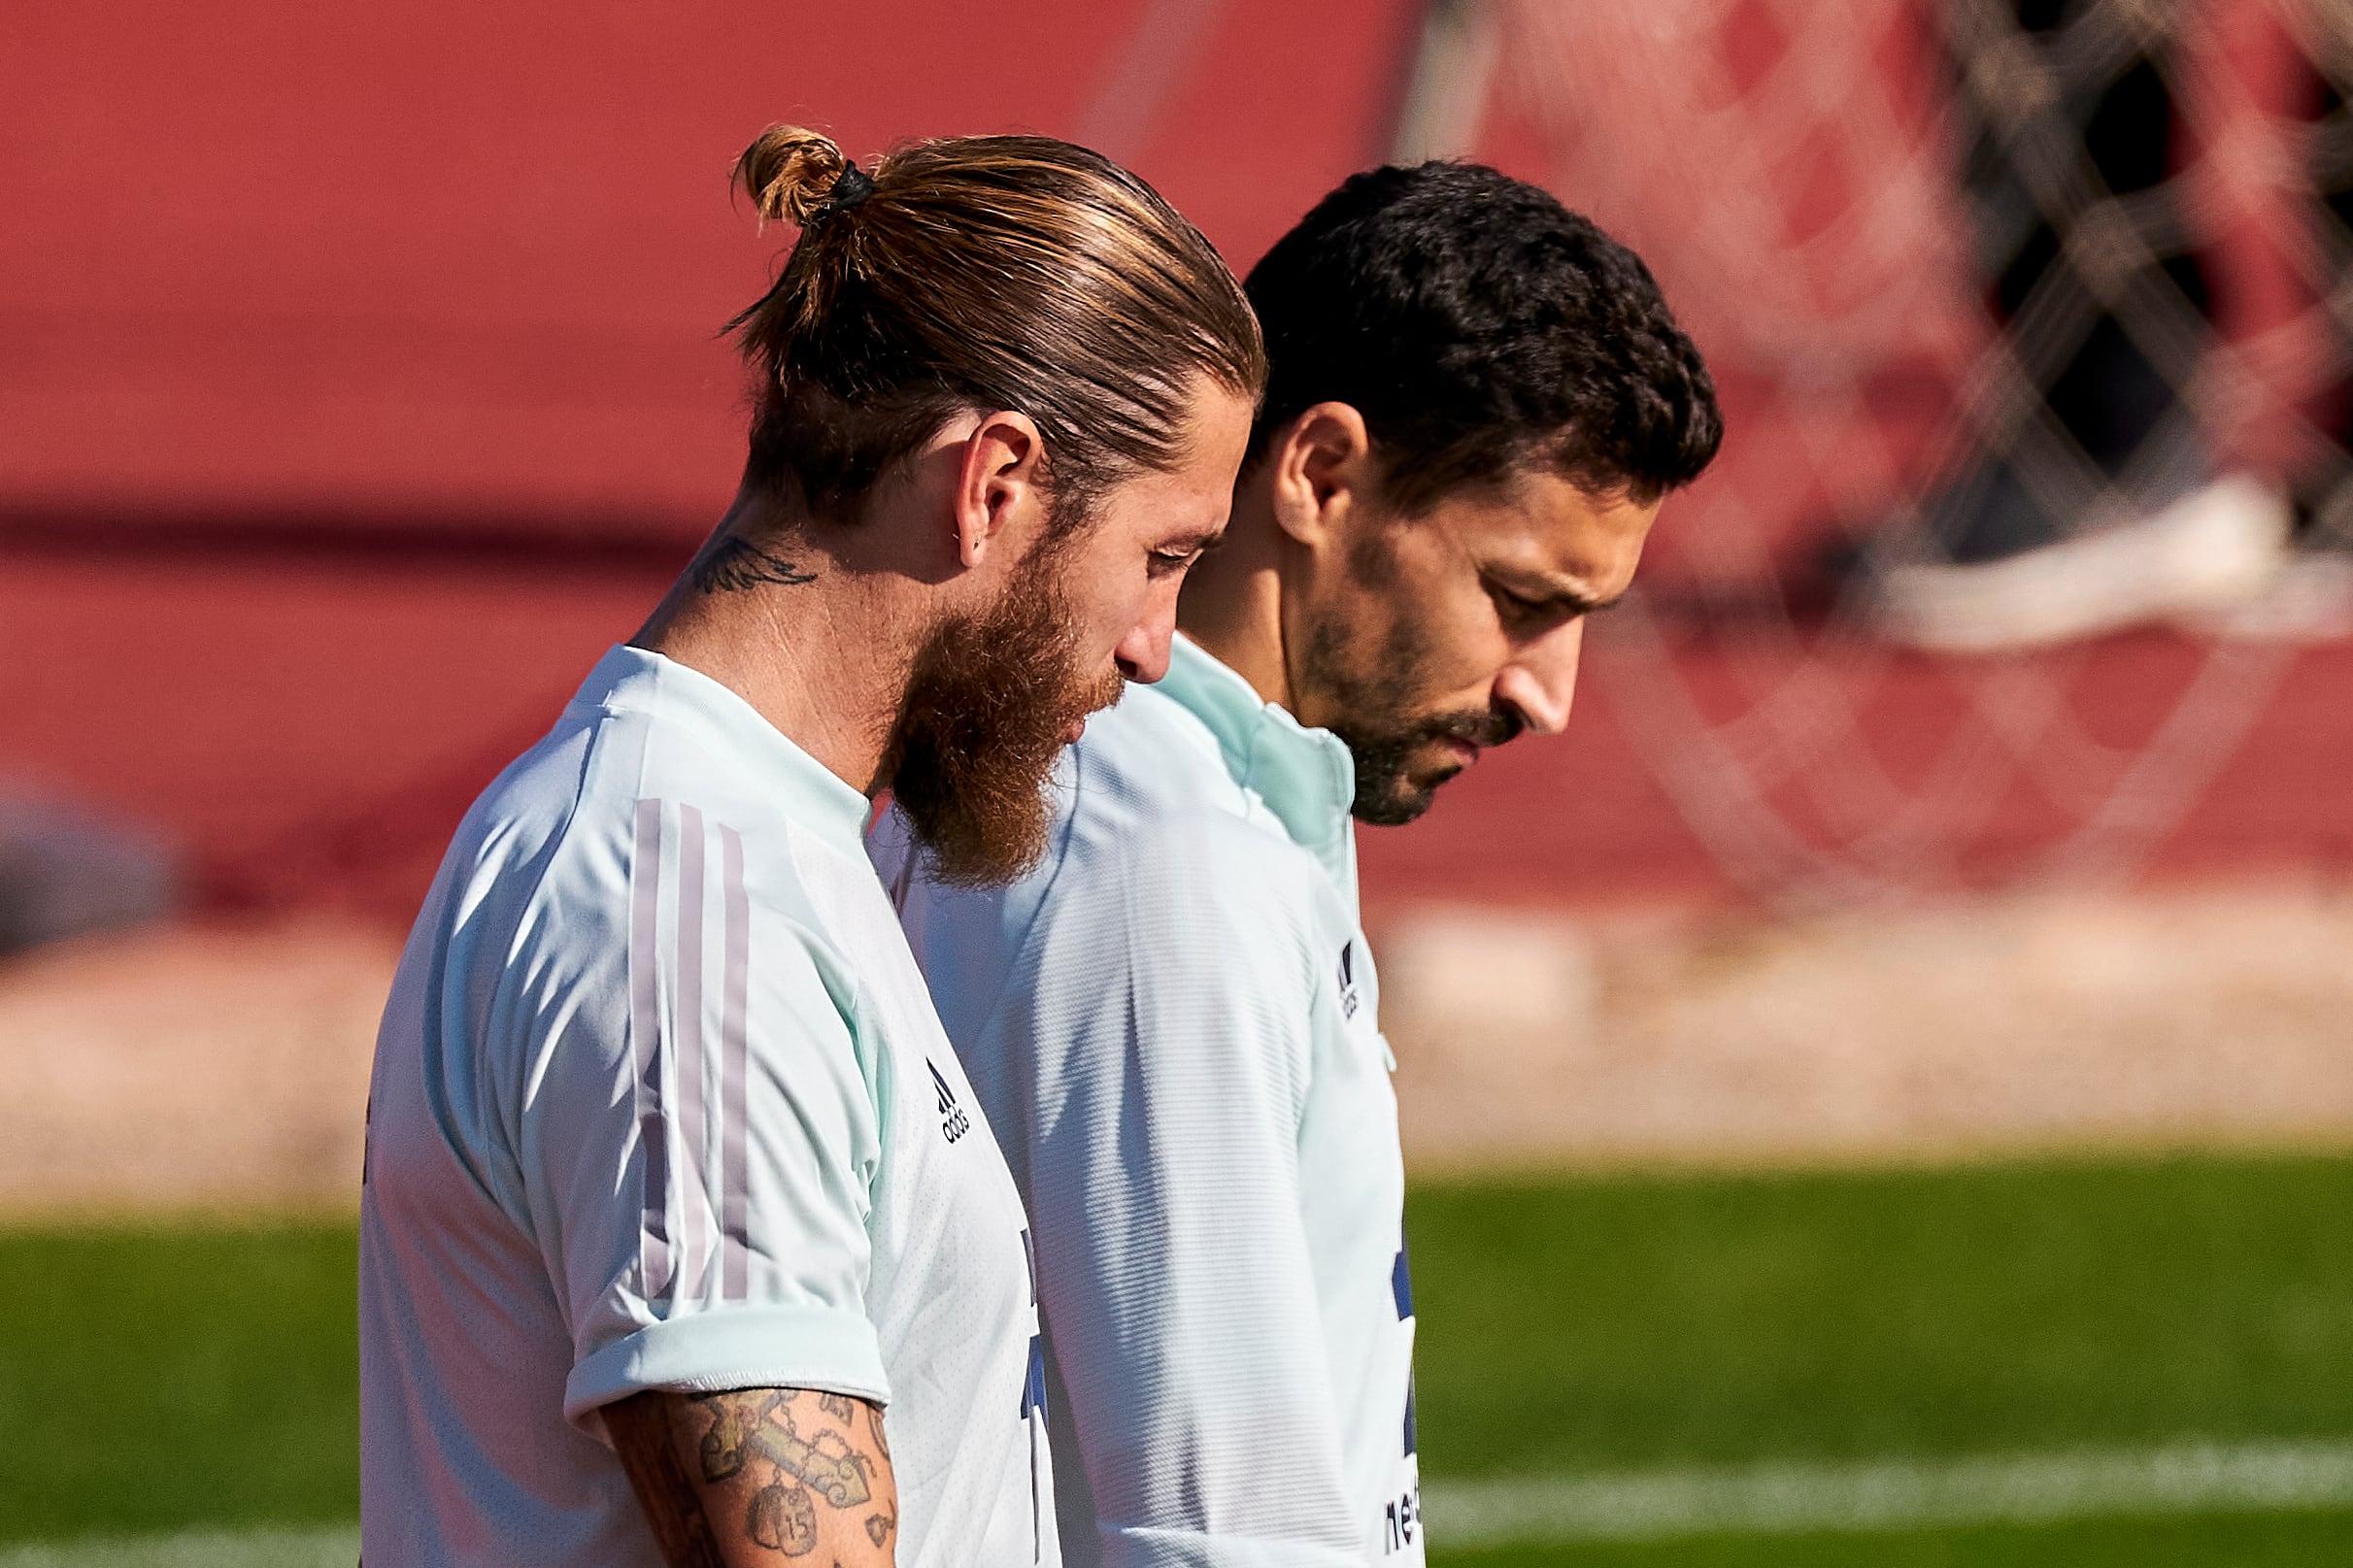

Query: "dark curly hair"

xmin=1245 ymin=161 xmax=1721 ymax=511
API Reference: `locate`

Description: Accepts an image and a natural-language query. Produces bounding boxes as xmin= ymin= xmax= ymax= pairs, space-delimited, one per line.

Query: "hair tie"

xmin=828 ymin=164 xmax=876 ymax=212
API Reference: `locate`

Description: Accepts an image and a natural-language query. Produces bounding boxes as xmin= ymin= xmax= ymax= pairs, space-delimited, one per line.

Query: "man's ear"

xmin=1268 ymin=402 xmax=1374 ymax=548
xmin=952 ymin=411 xmax=1048 ymax=570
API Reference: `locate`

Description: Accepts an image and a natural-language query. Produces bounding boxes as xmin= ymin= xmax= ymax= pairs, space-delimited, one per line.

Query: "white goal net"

xmin=1397 ymin=0 xmax=2353 ymax=905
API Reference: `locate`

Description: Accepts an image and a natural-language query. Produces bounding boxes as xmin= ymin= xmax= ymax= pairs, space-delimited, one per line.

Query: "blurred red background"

xmin=8 ymin=0 xmax=2349 ymax=927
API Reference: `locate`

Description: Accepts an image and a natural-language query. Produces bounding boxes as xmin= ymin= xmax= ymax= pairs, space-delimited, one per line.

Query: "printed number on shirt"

xmin=1384 ymin=1484 xmax=1421 ymax=1554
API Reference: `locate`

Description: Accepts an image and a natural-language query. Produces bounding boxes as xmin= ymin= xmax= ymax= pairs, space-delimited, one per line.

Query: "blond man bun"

xmin=733 ymin=124 xmax=857 ymax=227
xmin=723 ymin=121 xmax=1264 ymax=527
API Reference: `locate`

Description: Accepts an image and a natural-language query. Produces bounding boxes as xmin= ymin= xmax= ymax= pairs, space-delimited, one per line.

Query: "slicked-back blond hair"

xmin=726 ymin=125 xmax=1265 ymax=524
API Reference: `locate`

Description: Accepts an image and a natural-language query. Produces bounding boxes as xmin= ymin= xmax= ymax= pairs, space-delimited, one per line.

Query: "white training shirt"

xmin=360 ymin=644 xmax=1057 ymax=1568
xmin=874 ymin=634 xmax=1424 ymax=1568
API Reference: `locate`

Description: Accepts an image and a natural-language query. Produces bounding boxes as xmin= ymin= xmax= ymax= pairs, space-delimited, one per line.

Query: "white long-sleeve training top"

xmin=872 ymin=633 xmax=1424 ymax=1568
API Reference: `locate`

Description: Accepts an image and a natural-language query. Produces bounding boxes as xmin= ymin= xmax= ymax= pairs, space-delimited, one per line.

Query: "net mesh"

xmin=1402 ymin=0 xmax=2353 ymax=905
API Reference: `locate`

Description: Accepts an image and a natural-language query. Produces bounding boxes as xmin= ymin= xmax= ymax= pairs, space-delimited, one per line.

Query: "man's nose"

xmin=1114 ymin=591 xmax=1181 ymax=684
xmin=1493 ymin=619 xmax=1585 ymax=736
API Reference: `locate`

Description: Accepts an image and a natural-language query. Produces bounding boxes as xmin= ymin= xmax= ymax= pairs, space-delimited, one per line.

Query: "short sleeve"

xmin=508 ymin=799 xmax=891 ymax=1428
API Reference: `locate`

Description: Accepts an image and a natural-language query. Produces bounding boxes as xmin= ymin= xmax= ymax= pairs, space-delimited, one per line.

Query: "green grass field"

xmin=1407 ymin=1155 xmax=2353 ymax=1563
xmin=0 ymin=1224 xmax=357 ymax=1542
xmin=1443 ymin=1511 xmax=2353 ymax=1567
xmin=4 ymin=1153 xmax=2351 ymax=1562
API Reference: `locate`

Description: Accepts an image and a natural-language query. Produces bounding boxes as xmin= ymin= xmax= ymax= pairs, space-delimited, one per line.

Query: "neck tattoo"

xmin=691 ymin=535 xmax=819 ymax=593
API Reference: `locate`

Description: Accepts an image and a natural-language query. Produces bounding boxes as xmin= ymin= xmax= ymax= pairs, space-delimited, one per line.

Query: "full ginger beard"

xmin=882 ymin=550 xmax=1125 ymax=887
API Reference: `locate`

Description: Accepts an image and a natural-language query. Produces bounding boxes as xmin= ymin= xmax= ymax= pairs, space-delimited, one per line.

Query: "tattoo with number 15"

xmin=606 ymin=1385 xmax=898 ymax=1566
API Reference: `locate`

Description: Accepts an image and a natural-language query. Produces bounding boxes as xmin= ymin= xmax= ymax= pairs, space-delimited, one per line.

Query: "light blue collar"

xmin=574 ymin=644 xmax=873 ymax=851
xmin=1156 ymin=633 xmax=1359 ymax=902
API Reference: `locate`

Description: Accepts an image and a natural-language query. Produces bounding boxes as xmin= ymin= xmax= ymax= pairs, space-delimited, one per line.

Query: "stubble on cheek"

xmin=1304 ymin=539 xmax=1524 ymax=824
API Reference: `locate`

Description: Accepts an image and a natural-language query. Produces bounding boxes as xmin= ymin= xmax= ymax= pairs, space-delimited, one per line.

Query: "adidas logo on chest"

xmin=927 ymin=1057 xmax=971 ymax=1144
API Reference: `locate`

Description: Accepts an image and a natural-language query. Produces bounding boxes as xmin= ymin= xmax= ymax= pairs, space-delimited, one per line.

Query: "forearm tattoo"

xmin=607 ymin=1386 xmax=897 ymax=1565
xmin=689 ymin=535 xmax=818 ymax=593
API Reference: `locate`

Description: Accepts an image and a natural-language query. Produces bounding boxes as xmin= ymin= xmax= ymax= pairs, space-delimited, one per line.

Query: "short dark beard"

xmin=882 ymin=550 xmax=1124 ymax=887
xmin=1329 ymin=702 xmax=1523 ymax=825
xmin=1300 ymin=558 xmax=1523 ymax=825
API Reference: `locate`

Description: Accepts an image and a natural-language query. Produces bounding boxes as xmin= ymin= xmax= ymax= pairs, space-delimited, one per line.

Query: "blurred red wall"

xmin=3 ymin=0 xmax=1416 ymax=534
xmin=10 ymin=1 xmax=2347 ymax=922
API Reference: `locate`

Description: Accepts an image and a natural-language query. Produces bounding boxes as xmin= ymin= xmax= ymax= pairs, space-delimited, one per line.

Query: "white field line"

xmin=11 ymin=1444 xmax=2353 ymax=1562
xmin=0 ymin=1527 xmax=356 ymax=1568
xmin=1422 ymin=1440 xmax=2353 ymax=1545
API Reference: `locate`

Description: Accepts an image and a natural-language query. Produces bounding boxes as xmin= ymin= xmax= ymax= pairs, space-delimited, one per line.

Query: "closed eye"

xmin=1149 ymin=530 xmax=1223 ymax=580
xmin=1486 ymin=576 xmax=1611 ymax=629
xmin=1488 ymin=580 xmax=1568 ymax=625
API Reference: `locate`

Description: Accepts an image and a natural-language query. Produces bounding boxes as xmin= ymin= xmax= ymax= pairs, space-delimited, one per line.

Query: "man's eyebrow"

xmin=1163 ymin=525 xmax=1226 ymax=553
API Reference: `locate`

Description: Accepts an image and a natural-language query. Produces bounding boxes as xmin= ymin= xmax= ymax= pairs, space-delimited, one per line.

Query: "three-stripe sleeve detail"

xmin=675 ymin=805 xmax=714 ymax=1297
xmin=720 ymin=824 xmax=753 ymax=1301
xmin=629 ymin=800 xmax=760 ymax=1306
xmin=628 ymin=798 xmax=674 ymax=1298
